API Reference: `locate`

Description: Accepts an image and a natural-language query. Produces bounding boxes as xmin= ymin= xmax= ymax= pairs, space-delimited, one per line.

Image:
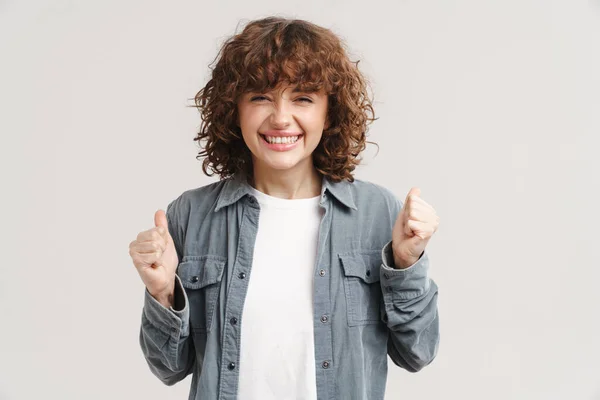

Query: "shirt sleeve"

xmin=138 ymin=198 xmax=195 ymax=385
xmin=379 ymin=238 xmax=440 ymax=372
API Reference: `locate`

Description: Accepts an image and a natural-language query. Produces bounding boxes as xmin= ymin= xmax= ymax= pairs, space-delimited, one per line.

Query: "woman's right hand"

xmin=129 ymin=209 xmax=179 ymax=307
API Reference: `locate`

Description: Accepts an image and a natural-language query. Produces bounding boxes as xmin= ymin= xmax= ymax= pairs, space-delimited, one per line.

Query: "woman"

xmin=129 ymin=16 xmax=440 ymax=400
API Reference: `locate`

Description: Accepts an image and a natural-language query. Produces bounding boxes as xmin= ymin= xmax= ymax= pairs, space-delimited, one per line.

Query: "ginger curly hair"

xmin=192 ymin=16 xmax=377 ymax=182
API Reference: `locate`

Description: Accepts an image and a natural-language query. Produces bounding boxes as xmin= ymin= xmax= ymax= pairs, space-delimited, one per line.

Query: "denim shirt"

xmin=139 ymin=173 xmax=439 ymax=400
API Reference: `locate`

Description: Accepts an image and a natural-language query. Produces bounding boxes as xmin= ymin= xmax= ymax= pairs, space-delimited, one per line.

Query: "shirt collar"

xmin=214 ymin=171 xmax=357 ymax=212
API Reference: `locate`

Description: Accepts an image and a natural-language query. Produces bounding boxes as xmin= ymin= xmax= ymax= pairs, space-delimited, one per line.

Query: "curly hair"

xmin=192 ymin=16 xmax=377 ymax=183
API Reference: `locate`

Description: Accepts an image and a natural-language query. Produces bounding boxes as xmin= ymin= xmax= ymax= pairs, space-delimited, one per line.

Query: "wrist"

xmin=392 ymin=247 xmax=418 ymax=269
xmin=150 ymin=281 xmax=176 ymax=308
xmin=156 ymin=293 xmax=175 ymax=309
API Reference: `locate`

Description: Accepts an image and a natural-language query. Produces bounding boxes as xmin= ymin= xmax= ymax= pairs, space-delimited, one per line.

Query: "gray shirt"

xmin=139 ymin=172 xmax=440 ymax=400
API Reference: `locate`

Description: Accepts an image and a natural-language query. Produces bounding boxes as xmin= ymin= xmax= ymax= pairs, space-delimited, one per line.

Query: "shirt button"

xmin=386 ymin=286 xmax=393 ymax=293
xmin=238 ymin=272 xmax=246 ymax=279
xmin=228 ymin=362 xmax=236 ymax=370
xmin=322 ymin=361 xmax=330 ymax=369
xmin=230 ymin=317 xmax=238 ymax=325
xmin=366 ymin=269 xmax=371 ymax=277
xmin=383 ymin=273 xmax=390 ymax=280
xmin=319 ymin=269 xmax=326 ymax=277
xmin=190 ymin=276 xmax=199 ymax=283
xmin=320 ymin=315 xmax=328 ymax=323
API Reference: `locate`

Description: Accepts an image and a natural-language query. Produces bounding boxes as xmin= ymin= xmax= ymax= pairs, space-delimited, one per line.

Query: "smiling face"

xmin=236 ymin=84 xmax=330 ymax=176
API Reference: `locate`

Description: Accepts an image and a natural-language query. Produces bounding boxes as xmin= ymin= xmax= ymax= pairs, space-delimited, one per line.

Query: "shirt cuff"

xmin=380 ymin=240 xmax=431 ymax=300
xmin=143 ymin=274 xmax=190 ymax=337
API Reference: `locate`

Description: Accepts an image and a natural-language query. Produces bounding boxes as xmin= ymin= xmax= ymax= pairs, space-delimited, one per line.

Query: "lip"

xmin=259 ymin=133 xmax=304 ymax=151
xmin=260 ymin=130 xmax=304 ymax=137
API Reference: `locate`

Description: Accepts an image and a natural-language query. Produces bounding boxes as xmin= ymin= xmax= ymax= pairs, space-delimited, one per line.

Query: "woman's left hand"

xmin=391 ymin=187 xmax=440 ymax=269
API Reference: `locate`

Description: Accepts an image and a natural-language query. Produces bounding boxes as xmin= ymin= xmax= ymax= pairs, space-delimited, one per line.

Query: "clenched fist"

xmin=391 ymin=187 xmax=440 ymax=269
xmin=129 ymin=209 xmax=179 ymax=308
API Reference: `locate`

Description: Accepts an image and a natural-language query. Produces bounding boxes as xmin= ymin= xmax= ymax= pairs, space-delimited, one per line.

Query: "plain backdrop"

xmin=1 ymin=0 xmax=599 ymax=399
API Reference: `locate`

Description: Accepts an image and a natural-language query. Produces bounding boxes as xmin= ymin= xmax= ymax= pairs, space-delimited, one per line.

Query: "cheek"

xmin=237 ymin=112 xmax=255 ymax=140
xmin=238 ymin=114 xmax=256 ymax=136
xmin=300 ymin=109 xmax=326 ymax=129
xmin=240 ymin=110 xmax=267 ymax=130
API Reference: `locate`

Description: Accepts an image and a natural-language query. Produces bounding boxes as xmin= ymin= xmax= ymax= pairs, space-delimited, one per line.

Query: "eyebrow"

xmin=247 ymin=86 xmax=319 ymax=96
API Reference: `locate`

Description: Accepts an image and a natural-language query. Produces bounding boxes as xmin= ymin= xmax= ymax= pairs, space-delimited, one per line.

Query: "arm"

xmin=138 ymin=199 xmax=196 ymax=385
xmin=380 ymin=239 xmax=439 ymax=373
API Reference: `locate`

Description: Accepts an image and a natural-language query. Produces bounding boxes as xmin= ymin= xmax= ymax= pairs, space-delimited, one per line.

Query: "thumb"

xmin=404 ymin=187 xmax=421 ymax=205
xmin=154 ymin=209 xmax=169 ymax=237
xmin=402 ymin=187 xmax=421 ymax=236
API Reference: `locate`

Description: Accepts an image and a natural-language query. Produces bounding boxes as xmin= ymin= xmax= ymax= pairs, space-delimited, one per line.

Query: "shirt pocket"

xmin=338 ymin=250 xmax=382 ymax=327
xmin=177 ymin=255 xmax=226 ymax=334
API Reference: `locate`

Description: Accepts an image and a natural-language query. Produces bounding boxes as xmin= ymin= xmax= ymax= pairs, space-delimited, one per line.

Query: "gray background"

xmin=1 ymin=0 xmax=599 ymax=399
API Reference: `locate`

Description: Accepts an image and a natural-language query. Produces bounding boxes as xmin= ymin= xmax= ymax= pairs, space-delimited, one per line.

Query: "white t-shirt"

xmin=237 ymin=186 xmax=323 ymax=400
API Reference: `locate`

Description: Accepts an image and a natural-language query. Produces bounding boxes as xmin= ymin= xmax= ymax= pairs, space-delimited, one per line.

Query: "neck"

xmin=249 ymin=160 xmax=322 ymax=199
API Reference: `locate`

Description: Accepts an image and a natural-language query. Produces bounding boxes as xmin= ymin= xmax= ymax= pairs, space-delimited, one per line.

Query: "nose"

xmin=269 ymin=98 xmax=292 ymax=128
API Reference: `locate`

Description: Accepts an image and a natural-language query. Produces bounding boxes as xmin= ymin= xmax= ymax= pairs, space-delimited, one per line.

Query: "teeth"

xmin=264 ymin=135 xmax=300 ymax=144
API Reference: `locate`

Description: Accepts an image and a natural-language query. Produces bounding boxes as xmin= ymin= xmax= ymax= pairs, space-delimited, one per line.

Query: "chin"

xmin=255 ymin=155 xmax=303 ymax=172
xmin=267 ymin=161 xmax=300 ymax=171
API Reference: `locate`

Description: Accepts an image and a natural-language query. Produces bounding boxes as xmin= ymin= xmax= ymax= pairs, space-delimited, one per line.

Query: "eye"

xmin=250 ymin=95 xmax=269 ymax=102
xmin=296 ymin=97 xmax=313 ymax=103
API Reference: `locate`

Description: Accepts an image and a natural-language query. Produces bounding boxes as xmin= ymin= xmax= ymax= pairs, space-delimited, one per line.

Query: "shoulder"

xmin=348 ymin=178 xmax=404 ymax=215
xmin=166 ymin=179 xmax=228 ymax=219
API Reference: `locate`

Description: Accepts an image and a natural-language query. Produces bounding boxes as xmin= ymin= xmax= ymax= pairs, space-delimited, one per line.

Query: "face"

xmin=236 ymin=84 xmax=329 ymax=175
